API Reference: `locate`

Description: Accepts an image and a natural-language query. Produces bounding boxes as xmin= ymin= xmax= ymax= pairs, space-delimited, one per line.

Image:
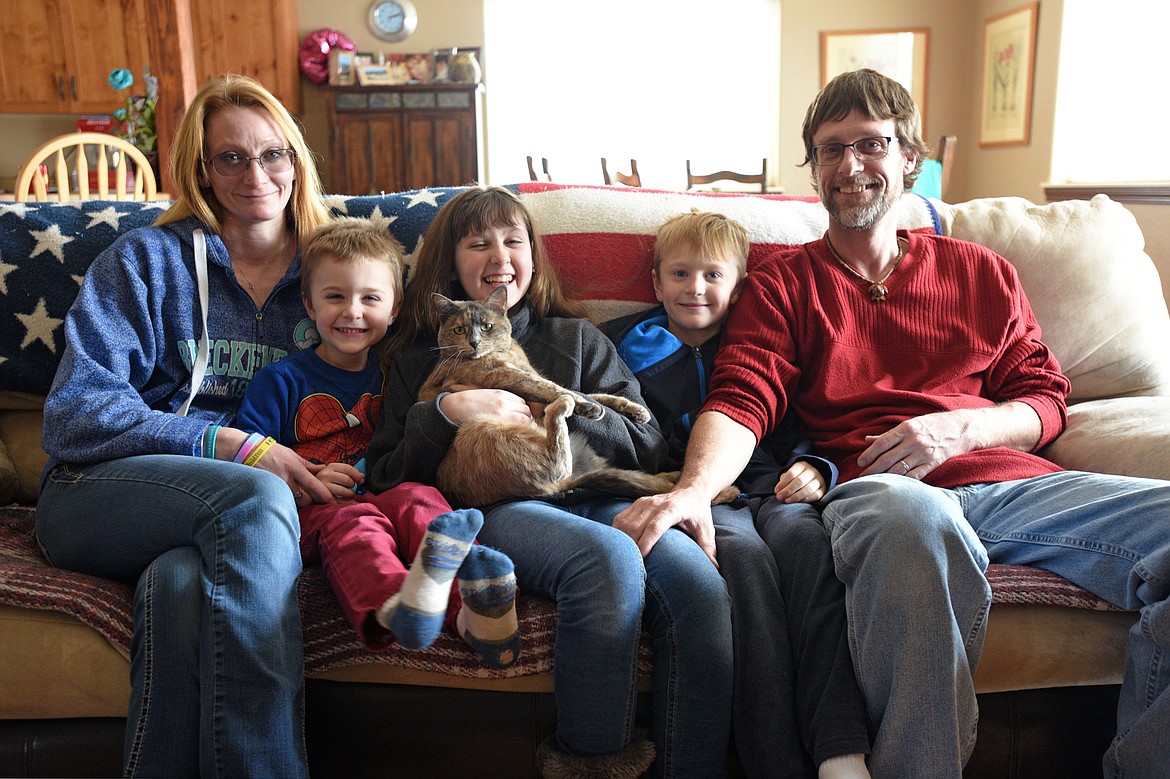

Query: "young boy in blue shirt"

xmin=603 ymin=210 xmax=871 ymax=778
xmin=236 ymin=217 xmax=519 ymax=668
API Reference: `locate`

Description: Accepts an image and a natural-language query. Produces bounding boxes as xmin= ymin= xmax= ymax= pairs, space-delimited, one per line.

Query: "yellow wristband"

xmin=242 ymin=436 xmax=276 ymax=467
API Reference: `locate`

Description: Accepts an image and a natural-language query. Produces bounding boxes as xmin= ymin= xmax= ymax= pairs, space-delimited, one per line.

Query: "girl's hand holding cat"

xmin=316 ymin=462 xmax=365 ymax=501
xmin=438 ymin=387 xmax=534 ymax=425
xmin=773 ymin=461 xmax=827 ymax=504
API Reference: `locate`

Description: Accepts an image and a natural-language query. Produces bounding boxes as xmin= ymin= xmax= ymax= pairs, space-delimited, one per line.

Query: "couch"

xmin=1 ymin=183 xmax=1167 ymax=778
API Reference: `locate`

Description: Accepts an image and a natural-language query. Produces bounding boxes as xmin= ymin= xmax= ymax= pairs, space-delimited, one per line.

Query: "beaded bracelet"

xmin=232 ymin=432 xmax=266 ymax=464
xmin=203 ymin=425 xmax=220 ymax=460
xmin=242 ymin=436 xmax=276 ymax=467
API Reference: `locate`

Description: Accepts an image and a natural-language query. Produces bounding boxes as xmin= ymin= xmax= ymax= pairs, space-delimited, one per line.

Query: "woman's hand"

xmin=774 ymin=460 xmax=827 ymax=503
xmin=438 ymin=385 xmax=534 ymax=425
xmin=217 ymin=427 xmax=330 ymax=504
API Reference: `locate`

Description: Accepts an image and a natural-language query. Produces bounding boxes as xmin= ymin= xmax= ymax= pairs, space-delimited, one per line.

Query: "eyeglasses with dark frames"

xmin=810 ymin=136 xmax=899 ymax=166
xmin=204 ymin=148 xmax=297 ymax=177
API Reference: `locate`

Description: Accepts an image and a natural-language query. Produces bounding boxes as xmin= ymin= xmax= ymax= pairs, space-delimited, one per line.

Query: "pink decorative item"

xmin=299 ymin=29 xmax=357 ymax=85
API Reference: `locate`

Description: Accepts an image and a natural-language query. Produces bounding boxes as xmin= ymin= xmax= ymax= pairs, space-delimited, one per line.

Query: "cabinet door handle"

xmin=70 ymin=76 xmax=78 ymax=101
xmin=57 ymin=76 xmax=66 ymax=100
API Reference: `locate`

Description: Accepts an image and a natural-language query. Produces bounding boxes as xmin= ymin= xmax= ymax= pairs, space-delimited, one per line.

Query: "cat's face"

xmin=432 ymin=287 xmax=512 ymax=358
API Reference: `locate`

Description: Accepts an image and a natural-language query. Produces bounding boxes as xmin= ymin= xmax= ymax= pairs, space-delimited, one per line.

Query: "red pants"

xmin=298 ymin=482 xmax=461 ymax=649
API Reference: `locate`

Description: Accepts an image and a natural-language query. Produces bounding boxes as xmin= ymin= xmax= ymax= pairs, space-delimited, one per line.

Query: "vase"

xmin=449 ymin=50 xmax=482 ymax=84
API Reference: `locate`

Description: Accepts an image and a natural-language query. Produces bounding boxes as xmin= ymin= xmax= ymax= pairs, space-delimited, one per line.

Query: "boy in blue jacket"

xmin=602 ymin=210 xmax=871 ymax=778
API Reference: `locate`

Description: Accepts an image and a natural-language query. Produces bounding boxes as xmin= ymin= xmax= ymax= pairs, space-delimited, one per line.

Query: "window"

xmin=1051 ymin=0 xmax=1170 ymax=183
xmin=482 ymin=0 xmax=781 ymax=189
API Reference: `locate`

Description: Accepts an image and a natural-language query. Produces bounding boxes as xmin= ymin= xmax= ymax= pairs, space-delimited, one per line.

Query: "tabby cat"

xmin=419 ymin=287 xmax=730 ymax=508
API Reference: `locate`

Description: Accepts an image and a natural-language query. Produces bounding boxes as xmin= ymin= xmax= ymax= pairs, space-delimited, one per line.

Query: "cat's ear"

xmin=431 ymin=292 xmax=459 ymax=316
xmin=487 ymin=285 xmax=509 ymax=312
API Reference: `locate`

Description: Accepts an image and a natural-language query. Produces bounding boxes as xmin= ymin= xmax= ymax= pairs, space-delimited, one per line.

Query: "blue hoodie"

xmin=41 ymin=216 xmax=316 ymax=470
xmin=601 ymin=305 xmax=838 ymax=495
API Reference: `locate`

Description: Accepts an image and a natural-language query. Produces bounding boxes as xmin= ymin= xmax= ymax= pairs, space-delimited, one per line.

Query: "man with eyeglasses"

xmin=615 ymin=68 xmax=1169 ymax=777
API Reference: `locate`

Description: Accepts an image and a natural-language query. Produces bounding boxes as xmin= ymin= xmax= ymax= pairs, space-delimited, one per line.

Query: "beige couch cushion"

xmin=1042 ymin=396 xmax=1170 ymax=481
xmin=936 ymin=195 xmax=1170 ymax=404
xmin=0 ymin=393 xmax=46 ymax=505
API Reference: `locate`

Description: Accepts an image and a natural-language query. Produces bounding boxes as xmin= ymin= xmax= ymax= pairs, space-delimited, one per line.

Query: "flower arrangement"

xmin=108 ymin=66 xmax=158 ymax=153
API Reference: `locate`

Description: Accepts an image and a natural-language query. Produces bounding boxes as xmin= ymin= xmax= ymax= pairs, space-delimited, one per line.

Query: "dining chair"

xmin=685 ymin=158 xmax=767 ymax=193
xmin=601 ymin=158 xmax=641 ymax=187
xmin=14 ymin=132 xmax=158 ymax=202
xmin=526 ymin=156 xmax=552 ymax=182
xmin=935 ymin=135 xmax=958 ymax=199
xmin=909 ymin=135 xmax=958 ymax=201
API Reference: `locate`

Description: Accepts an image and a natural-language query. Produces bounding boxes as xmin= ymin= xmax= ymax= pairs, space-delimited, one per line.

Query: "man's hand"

xmin=613 ymin=486 xmax=718 ymax=567
xmin=857 ymin=404 xmax=1041 ymax=480
xmin=857 ymin=409 xmax=975 ymax=480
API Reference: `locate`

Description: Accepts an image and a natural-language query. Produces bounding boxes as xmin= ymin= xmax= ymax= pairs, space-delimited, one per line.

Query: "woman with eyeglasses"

xmin=36 ymin=74 xmax=331 ymax=777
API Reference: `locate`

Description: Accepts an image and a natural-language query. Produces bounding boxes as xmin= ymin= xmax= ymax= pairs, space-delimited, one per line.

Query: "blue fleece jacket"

xmin=41 ymin=216 xmax=316 ymax=470
xmin=601 ymin=305 xmax=838 ymax=495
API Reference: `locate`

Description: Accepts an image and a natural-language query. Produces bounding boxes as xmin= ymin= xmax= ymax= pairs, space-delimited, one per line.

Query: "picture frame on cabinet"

xmin=356 ymin=64 xmax=396 ymax=86
xmin=404 ymin=53 xmax=434 ymax=83
xmin=328 ymin=49 xmax=356 ymax=86
xmin=978 ymin=2 xmax=1039 ymax=147
xmin=432 ymin=49 xmax=454 ymax=82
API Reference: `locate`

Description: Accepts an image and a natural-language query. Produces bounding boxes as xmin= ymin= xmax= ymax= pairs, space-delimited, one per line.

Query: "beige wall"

xmin=2 ymin=0 xmax=1165 ymax=307
xmin=0 ymin=0 xmax=1118 ymax=202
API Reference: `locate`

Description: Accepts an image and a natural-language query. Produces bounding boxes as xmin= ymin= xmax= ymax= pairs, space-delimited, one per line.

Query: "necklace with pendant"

xmin=234 ymin=262 xmax=259 ymax=291
xmin=824 ymin=233 xmax=907 ymax=302
xmin=232 ymin=238 xmax=294 ymax=293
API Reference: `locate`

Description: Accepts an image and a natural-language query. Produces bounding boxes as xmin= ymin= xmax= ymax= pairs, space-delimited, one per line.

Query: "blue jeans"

xmin=477 ymin=493 xmax=733 ymax=778
xmin=821 ymin=471 xmax=1170 ymax=779
xmin=36 ymin=455 xmax=308 ymax=779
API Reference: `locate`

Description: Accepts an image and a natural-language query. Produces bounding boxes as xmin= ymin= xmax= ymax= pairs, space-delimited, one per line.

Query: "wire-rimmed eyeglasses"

xmin=810 ymin=137 xmax=899 ymax=166
xmin=204 ymin=148 xmax=297 ymax=177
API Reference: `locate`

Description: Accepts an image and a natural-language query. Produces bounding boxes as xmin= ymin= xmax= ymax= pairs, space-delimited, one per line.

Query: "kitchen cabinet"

xmin=0 ymin=0 xmax=148 ymax=114
xmin=0 ymin=0 xmax=299 ymax=116
xmin=189 ymin=0 xmax=301 ymax=114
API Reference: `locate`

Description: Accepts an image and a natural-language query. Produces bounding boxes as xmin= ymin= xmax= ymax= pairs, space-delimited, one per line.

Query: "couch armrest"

xmin=1041 ymin=397 xmax=1170 ymax=480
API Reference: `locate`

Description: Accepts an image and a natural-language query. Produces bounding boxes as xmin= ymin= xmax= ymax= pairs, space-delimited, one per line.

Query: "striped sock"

xmin=377 ymin=508 xmax=483 ymax=650
xmin=456 ymin=546 xmax=521 ymax=668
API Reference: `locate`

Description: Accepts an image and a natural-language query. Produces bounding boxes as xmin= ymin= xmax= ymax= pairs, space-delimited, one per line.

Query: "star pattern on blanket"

xmin=17 ymin=299 xmax=61 ymax=352
xmin=0 ymin=188 xmax=489 ymax=397
xmin=30 ymin=225 xmax=73 ymax=263
xmin=0 ymin=201 xmax=163 ymax=395
xmin=86 ymin=206 xmax=126 ymax=231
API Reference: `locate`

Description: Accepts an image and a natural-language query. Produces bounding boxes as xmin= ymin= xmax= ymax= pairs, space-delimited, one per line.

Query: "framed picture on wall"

xmin=979 ymin=3 xmax=1039 ymax=147
xmin=821 ymin=28 xmax=930 ymax=121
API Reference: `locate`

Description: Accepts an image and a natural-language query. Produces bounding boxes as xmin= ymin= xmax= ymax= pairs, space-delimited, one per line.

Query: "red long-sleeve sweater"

xmin=704 ymin=230 xmax=1069 ymax=488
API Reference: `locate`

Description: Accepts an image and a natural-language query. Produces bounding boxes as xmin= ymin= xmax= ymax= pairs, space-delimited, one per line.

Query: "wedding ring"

xmin=899 ymin=460 xmax=911 ymax=473
xmin=293 ymin=490 xmax=303 ymax=500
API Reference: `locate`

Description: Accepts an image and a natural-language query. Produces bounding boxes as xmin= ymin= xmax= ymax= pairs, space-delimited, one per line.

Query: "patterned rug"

xmin=0 ymin=504 xmax=1119 ymax=679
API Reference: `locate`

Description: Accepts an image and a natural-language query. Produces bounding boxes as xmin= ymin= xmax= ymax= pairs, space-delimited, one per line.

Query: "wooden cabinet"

xmin=0 ymin=0 xmax=148 ymax=113
xmin=326 ymin=85 xmax=483 ymax=196
xmin=0 ymin=0 xmax=299 ymax=117
xmin=189 ymin=0 xmax=301 ymax=114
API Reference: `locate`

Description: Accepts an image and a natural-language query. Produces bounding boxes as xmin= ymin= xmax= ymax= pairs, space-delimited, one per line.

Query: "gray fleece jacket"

xmin=365 ymin=305 xmax=666 ymax=493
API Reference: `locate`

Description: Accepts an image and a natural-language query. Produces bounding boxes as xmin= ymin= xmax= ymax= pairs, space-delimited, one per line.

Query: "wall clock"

xmin=367 ymin=0 xmax=417 ymax=43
